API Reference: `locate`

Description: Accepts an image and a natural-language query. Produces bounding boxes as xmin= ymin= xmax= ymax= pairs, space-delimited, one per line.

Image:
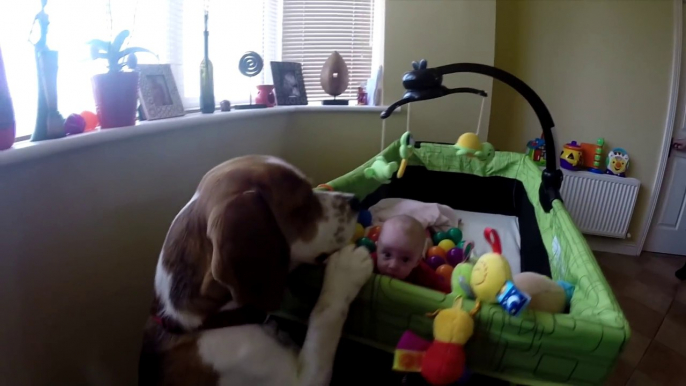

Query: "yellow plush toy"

xmin=469 ymin=228 xmax=513 ymax=315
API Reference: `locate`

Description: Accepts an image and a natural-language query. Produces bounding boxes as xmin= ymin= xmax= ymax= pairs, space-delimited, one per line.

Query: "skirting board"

xmin=586 ymin=236 xmax=640 ymax=256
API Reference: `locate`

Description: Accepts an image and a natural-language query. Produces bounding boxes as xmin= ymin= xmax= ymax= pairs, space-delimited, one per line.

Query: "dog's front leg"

xmin=297 ymin=245 xmax=372 ymax=386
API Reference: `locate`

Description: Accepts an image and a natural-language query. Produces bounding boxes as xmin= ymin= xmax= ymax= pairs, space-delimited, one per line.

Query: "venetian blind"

xmin=281 ymin=0 xmax=375 ymax=102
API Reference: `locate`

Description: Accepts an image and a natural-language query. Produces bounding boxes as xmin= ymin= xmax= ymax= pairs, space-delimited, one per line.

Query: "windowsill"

xmin=2 ymin=104 xmax=397 ymax=166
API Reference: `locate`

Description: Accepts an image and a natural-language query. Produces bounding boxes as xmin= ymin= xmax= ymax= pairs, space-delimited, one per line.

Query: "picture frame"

xmin=138 ymin=64 xmax=185 ymax=120
xmin=270 ymin=61 xmax=308 ymax=106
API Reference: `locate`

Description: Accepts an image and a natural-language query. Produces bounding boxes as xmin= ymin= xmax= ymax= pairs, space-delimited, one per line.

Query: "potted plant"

xmin=88 ymin=30 xmax=154 ymax=129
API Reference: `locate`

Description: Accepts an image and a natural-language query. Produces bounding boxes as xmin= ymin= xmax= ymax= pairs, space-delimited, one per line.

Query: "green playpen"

xmin=277 ymin=62 xmax=628 ymax=386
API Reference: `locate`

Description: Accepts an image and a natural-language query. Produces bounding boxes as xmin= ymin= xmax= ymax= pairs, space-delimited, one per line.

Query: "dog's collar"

xmin=152 ymin=306 xmax=269 ymax=334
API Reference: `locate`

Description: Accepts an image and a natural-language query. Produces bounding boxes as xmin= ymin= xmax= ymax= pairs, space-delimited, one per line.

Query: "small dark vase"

xmin=92 ymin=71 xmax=139 ymax=129
xmin=255 ymin=85 xmax=275 ymax=107
xmin=0 ymin=47 xmax=14 ymax=150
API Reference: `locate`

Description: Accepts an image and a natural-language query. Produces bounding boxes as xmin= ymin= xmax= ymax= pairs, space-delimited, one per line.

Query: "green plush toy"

xmin=451 ymin=263 xmax=475 ymax=298
xmin=364 ymin=156 xmax=399 ymax=183
xmin=398 ymin=132 xmax=415 ymax=178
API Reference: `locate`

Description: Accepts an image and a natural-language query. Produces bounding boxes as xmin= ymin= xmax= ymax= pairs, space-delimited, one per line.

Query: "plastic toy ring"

xmin=398 ymin=159 xmax=408 ymax=178
xmin=484 ymin=228 xmax=502 ymax=254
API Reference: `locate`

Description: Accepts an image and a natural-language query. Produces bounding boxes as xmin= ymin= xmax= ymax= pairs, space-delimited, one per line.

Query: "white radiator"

xmin=558 ymin=169 xmax=640 ymax=239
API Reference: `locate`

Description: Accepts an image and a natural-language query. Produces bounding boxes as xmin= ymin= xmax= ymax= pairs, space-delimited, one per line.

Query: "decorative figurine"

xmin=200 ymin=8 xmax=215 ymax=114
xmin=321 ymin=51 xmax=349 ymax=105
xmin=580 ymin=138 xmax=605 ymax=174
xmin=30 ymin=0 xmax=65 ymax=141
xmin=560 ymin=141 xmax=583 ymax=171
xmin=605 ymin=148 xmax=629 ymax=177
xmin=219 ymin=100 xmax=231 ymax=112
xmin=234 ymin=51 xmax=266 ymax=110
xmin=254 ymin=85 xmax=275 ymax=107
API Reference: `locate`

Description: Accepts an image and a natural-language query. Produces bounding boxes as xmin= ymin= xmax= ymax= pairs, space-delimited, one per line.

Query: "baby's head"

xmin=376 ymin=215 xmax=427 ymax=279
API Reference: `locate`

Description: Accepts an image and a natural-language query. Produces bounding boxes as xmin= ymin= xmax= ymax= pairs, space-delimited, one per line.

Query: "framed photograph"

xmin=270 ymin=61 xmax=308 ymax=106
xmin=138 ymin=64 xmax=185 ymax=120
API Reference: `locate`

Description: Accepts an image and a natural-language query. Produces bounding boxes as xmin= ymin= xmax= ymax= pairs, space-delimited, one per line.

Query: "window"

xmin=1 ymin=0 xmax=381 ymax=139
xmin=282 ymin=0 xmax=376 ymax=102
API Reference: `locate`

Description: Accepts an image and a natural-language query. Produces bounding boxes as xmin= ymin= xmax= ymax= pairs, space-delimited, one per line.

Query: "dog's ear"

xmin=207 ymin=190 xmax=290 ymax=312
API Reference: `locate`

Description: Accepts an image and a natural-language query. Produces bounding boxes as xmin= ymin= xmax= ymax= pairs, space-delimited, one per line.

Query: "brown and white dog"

xmin=139 ymin=155 xmax=373 ymax=386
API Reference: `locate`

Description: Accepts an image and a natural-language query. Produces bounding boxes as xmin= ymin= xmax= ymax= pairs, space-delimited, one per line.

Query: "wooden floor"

xmin=597 ymin=251 xmax=686 ymax=385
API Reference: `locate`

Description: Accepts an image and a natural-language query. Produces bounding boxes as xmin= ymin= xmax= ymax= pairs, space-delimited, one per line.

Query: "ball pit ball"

xmin=367 ymin=225 xmax=381 ymax=239
xmin=371 ymin=252 xmax=378 ymax=265
xmin=432 ymin=231 xmax=448 ymax=245
xmin=80 ymin=111 xmax=99 ymax=132
xmin=368 ymin=232 xmax=380 ymax=242
xmin=438 ymin=239 xmax=456 ymax=252
xmin=356 ymin=237 xmax=376 ymax=253
xmin=458 ymin=240 xmax=465 ymax=249
xmin=358 ymin=210 xmax=373 ymax=228
xmin=448 ymin=227 xmax=463 ymax=244
xmin=436 ymin=264 xmax=454 ymax=283
xmin=427 ymin=246 xmax=447 ymax=260
xmin=446 ymin=247 xmax=464 ymax=266
xmin=426 ymin=255 xmax=446 ymax=270
xmin=353 ymin=223 xmax=365 ymax=241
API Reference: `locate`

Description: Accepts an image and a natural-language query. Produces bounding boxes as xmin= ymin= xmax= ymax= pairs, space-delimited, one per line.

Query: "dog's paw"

xmin=323 ymin=245 xmax=373 ymax=301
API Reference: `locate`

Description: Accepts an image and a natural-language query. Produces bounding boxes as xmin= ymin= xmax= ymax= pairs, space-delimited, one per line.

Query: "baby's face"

xmin=376 ymin=221 xmax=425 ymax=279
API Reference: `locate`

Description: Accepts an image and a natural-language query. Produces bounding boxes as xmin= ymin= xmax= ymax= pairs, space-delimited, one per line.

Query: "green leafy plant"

xmin=88 ymin=30 xmax=155 ymax=73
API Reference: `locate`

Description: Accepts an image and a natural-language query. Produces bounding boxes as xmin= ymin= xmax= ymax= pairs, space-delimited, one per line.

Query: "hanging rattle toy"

xmin=373 ymin=59 xmax=493 ymax=184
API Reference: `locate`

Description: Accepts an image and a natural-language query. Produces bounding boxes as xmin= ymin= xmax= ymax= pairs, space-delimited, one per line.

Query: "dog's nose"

xmin=348 ymin=197 xmax=361 ymax=212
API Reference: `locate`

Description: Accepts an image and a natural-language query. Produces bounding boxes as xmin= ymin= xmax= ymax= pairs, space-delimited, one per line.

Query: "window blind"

xmin=282 ymin=0 xmax=375 ymax=102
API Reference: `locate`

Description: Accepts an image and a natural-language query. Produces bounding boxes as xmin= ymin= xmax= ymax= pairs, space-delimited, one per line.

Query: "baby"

xmin=375 ymin=215 xmax=451 ymax=293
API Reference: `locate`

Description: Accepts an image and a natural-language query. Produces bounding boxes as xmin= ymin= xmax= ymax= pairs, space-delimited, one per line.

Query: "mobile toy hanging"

xmin=365 ymin=59 xmax=493 ymax=184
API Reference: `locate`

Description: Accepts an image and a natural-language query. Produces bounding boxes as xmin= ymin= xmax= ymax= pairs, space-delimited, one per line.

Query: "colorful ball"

xmin=358 ymin=210 xmax=373 ymax=228
xmin=353 ymin=223 xmax=365 ymax=241
xmin=436 ymin=264 xmax=454 ymax=283
xmin=446 ymin=248 xmax=465 ymax=266
xmin=427 ymin=246 xmax=447 ymax=260
xmin=448 ymin=228 xmax=463 ymax=244
xmin=433 ymin=231 xmax=449 ymax=245
xmin=458 ymin=240 xmax=465 ymax=249
xmin=438 ymin=239 xmax=456 ymax=252
xmin=356 ymin=237 xmax=376 ymax=252
xmin=426 ymin=255 xmax=446 ymax=270
xmin=367 ymin=225 xmax=381 ymax=239
xmin=80 ymin=111 xmax=99 ymax=132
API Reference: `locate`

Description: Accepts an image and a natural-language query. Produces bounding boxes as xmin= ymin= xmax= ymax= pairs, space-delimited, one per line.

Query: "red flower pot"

xmin=255 ymin=84 xmax=275 ymax=107
xmin=92 ymin=71 xmax=139 ymax=129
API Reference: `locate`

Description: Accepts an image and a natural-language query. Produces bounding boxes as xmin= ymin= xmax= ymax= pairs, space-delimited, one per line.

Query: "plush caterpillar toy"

xmin=393 ymin=297 xmax=474 ymax=386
